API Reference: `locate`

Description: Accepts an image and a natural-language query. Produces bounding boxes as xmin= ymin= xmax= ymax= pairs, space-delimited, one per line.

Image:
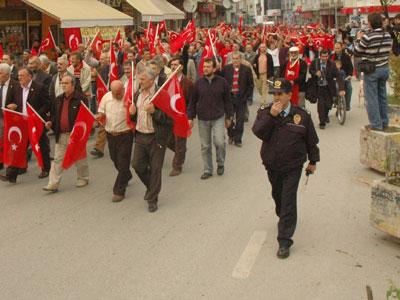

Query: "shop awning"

xmin=22 ymin=0 xmax=133 ymax=28
xmin=126 ymin=0 xmax=185 ymax=22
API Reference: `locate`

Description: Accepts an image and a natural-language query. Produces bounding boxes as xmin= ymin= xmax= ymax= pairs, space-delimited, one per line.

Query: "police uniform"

xmin=252 ymin=79 xmax=320 ymax=256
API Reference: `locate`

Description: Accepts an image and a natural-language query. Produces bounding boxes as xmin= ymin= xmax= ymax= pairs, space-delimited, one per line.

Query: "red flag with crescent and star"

xmin=64 ymin=28 xmax=82 ymax=52
xmin=39 ymin=30 xmax=56 ymax=53
xmin=90 ymin=31 xmax=106 ymax=60
xmin=3 ymin=109 xmax=28 ymax=168
xmin=151 ymin=72 xmax=191 ymax=138
xmin=124 ymin=72 xmax=136 ymax=131
xmin=27 ymin=104 xmax=44 ymax=169
xmin=109 ymin=47 xmax=119 ymax=85
xmin=96 ymin=75 xmax=108 ymax=104
xmin=62 ymin=103 xmax=95 ymax=170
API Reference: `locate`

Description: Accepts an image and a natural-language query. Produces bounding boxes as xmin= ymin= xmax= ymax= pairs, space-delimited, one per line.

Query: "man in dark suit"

xmin=222 ymin=52 xmax=254 ymax=146
xmin=28 ymin=56 xmax=51 ymax=93
xmin=1 ymin=54 xmax=18 ymax=81
xmin=167 ymin=56 xmax=194 ymax=176
xmin=1 ymin=68 xmax=51 ymax=183
xmin=309 ymin=50 xmax=345 ymax=129
xmin=149 ymin=59 xmax=167 ymax=87
xmin=0 ymin=63 xmax=19 ymax=173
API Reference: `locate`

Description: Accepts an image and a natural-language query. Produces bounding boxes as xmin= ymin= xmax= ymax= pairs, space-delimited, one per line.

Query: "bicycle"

xmin=333 ymin=95 xmax=346 ymax=125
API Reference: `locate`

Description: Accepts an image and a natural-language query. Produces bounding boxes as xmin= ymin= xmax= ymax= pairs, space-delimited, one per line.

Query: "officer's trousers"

xmin=267 ymin=167 xmax=302 ymax=248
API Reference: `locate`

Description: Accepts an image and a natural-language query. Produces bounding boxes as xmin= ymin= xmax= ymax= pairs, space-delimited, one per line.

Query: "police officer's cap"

xmin=269 ymin=78 xmax=292 ymax=94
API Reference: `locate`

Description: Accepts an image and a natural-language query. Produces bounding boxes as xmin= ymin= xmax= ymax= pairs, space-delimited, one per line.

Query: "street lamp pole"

xmin=334 ymin=0 xmax=338 ymax=34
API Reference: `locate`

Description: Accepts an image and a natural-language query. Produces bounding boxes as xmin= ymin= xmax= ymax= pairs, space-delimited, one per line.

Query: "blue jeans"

xmin=363 ymin=65 xmax=389 ymax=130
xmin=198 ymin=116 xmax=226 ymax=174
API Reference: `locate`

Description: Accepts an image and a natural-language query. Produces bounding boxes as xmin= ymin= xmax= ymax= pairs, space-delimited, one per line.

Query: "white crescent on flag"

xmin=170 ymin=94 xmax=184 ymax=115
xmin=71 ymin=121 xmax=87 ymax=142
xmin=69 ymin=34 xmax=79 ymax=48
xmin=8 ymin=126 xmax=22 ymax=143
xmin=42 ymin=38 xmax=50 ymax=47
xmin=95 ymin=40 xmax=102 ymax=52
xmin=110 ymin=62 xmax=118 ymax=79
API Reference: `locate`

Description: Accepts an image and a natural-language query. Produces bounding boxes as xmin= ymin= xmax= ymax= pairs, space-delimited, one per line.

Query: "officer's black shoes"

xmin=217 ymin=166 xmax=224 ymax=176
xmin=277 ymin=246 xmax=290 ymax=259
xmin=319 ymin=124 xmax=326 ymax=129
xmin=148 ymin=202 xmax=158 ymax=213
xmin=200 ymin=173 xmax=212 ymax=180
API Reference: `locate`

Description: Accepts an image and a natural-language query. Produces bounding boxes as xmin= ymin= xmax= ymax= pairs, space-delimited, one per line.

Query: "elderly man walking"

xmin=96 ymin=80 xmax=134 ymax=202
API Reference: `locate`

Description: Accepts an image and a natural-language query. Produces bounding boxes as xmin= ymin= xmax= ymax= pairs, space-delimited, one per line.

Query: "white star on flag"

xmin=11 ymin=144 xmax=17 ymax=151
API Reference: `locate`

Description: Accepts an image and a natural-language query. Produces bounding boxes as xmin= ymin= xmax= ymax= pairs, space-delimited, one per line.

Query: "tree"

xmin=380 ymin=0 xmax=396 ymax=19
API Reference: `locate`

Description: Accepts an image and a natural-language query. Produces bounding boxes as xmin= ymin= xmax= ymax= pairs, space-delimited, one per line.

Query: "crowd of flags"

xmin=0 ymin=20 xmax=338 ymax=171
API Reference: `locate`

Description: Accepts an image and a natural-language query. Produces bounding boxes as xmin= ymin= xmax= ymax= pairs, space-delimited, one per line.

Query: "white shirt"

xmin=1 ymin=78 xmax=10 ymax=109
xmin=267 ymin=48 xmax=280 ymax=67
xmin=98 ymin=91 xmax=130 ymax=133
xmin=136 ymin=85 xmax=156 ymax=134
xmin=22 ymin=80 xmax=32 ymax=115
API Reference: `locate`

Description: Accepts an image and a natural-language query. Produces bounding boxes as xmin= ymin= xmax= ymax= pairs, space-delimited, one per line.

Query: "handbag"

xmin=358 ymin=33 xmax=385 ymax=74
xmin=305 ymin=77 xmax=318 ymax=103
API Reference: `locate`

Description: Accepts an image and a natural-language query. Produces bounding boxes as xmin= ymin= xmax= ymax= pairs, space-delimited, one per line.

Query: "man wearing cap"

xmin=252 ymin=78 xmax=320 ymax=259
xmin=280 ymin=47 xmax=308 ymax=108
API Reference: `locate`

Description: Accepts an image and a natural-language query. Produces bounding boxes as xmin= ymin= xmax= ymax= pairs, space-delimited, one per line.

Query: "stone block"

xmin=360 ymin=126 xmax=400 ymax=173
xmin=388 ymin=104 xmax=400 ymax=126
xmin=370 ymin=179 xmax=400 ymax=238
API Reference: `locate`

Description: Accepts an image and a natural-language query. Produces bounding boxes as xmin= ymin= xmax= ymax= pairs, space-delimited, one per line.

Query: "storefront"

xmin=0 ymin=0 xmax=132 ymax=56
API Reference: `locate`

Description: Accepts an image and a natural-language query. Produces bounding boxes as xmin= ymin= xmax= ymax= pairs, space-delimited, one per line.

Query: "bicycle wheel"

xmin=337 ymin=96 xmax=346 ymax=125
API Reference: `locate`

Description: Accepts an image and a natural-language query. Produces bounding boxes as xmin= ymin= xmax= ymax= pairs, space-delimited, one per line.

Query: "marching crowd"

xmin=0 ymin=12 xmax=398 ymax=258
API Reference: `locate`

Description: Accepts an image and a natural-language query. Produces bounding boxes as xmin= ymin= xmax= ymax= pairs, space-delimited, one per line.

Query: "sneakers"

xmin=76 ymin=179 xmax=89 ymax=188
xmin=276 ymin=246 xmax=290 ymax=259
xmin=200 ymin=173 xmax=212 ymax=180
xmin=43 ymin=185 xmax=58 ymax=193
xmin=90 ymin=149 xmax=104 ymax=158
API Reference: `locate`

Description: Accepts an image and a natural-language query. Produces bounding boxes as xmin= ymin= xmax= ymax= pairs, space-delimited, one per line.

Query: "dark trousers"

xmin=267 ymin=167 xmax=302 ymax=248
xmin=132 ymin=132 xmax=166 ymax=204
xmin=6 ymin=130 xmax=51 ymax=181
xmin=107 ymin=131 xmax=134 ymax=196
xmin=167 ymin=134 xmax=187 ymax=171
xmin=228 ymin=95 xmax=247 ymax=143
xmin=317 ymin=86 xmax=333 ymax=125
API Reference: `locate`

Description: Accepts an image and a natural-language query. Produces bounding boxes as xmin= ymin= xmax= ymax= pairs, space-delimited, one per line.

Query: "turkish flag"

xmin=114 ymin=29 xmax=123 ymax=49
xmin=124 ymin=73 xmax=136 ymax=131
xmin=62 ymin=103 xmax=95 ymax=170
xmin=90 ymin=31 xmax=105 ymax=60
xmin=198 ymin=34 xmax=214 ymax=77
xmin=168 ymin=31 xmax=179 ymax=44
xmin=64 ymin=28 xmax=82 ymax=52
xmin=159 ymin=21 xmax=167 ymax=33
xmin=109 ymin=48 xmax=119 ymax=85
xmin=39 ymin=30 xmax=56 ymax=53
xmin=0 ymin=43 xmax=3 ymax=60
xmin=27 ymin=104 xmax=44 ymax=169
xmin=145 ymin=21 xmax=155 ymax=42
xmin=96 ymin=75 xmax=108 ymax=104
xmin=170 ymin=20 xmax=196 ymax=54
xmin=3 ymin=109 xmax=28 ymax=168
xmin=325 ymin=34 xmax=335 ymax=51
xmin=238 ymin=16 xmax=243 ymax=35
xmin=151 ymin=73 xmax=191 ymax=138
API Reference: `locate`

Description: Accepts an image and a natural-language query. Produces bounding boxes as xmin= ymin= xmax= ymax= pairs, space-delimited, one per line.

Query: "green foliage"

xmin=386 ymin=281 xmax=400 ymax=299
xmin=389 ymin=55 xmax=400 ymax=105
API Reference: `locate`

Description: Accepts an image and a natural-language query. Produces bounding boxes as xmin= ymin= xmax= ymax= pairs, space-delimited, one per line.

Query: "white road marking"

xmin=232 ymin=230 xmax=267 ymax=279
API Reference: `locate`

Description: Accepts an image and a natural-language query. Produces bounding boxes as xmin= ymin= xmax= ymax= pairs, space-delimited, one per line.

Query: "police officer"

xmin=252 ymin=78 xmax=320 ymax=259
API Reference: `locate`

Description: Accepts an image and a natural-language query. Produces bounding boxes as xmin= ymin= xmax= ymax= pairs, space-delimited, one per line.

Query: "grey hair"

xmin=140 ymin=66 xmax=156 ymax=80
xmin=57 ymin=56 xmax=68 ymax=65
xmin=151 ymin=55 xmax=164 ymax=69
xmin=62 ymin=74 xmax=76 ymax=86
xmin=0 ymin=63 xmax=11 ymax=74
xmin=39 ymin=54 xmax=50 ymax=65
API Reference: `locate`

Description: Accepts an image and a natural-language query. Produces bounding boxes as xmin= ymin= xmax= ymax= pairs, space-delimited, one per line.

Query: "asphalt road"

xmin=0 ymin=80 xmax=399 ymax=300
